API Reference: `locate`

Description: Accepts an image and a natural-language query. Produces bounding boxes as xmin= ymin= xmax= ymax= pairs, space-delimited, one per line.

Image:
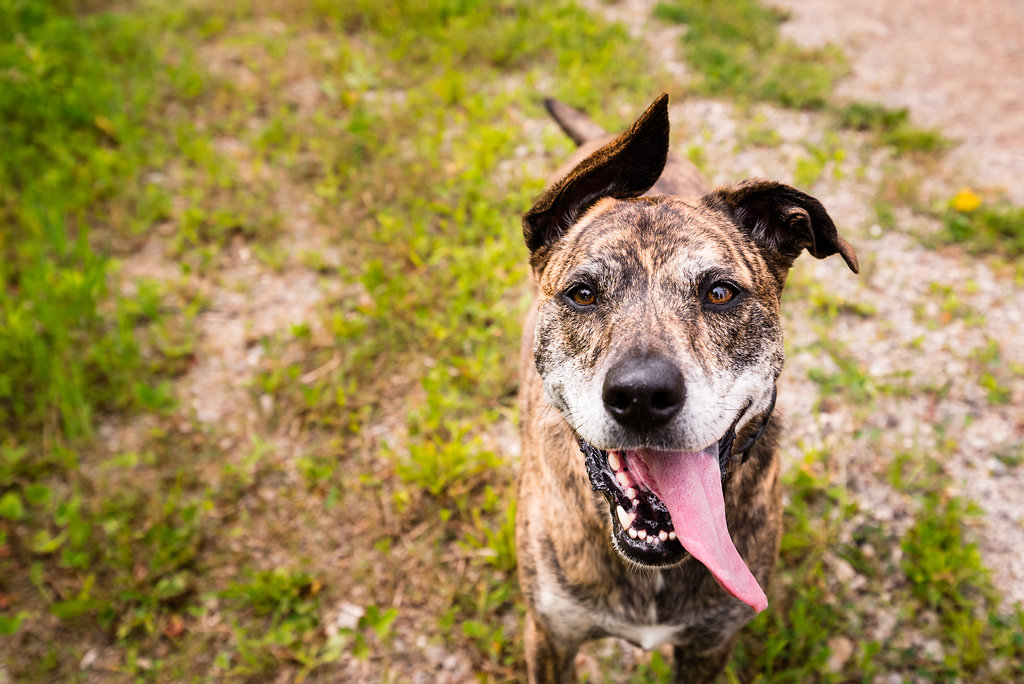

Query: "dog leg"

xmin=524 ymin=611 xmax=579 ymax=683
xmin=672 ymin=636 xmax=738 ymax=684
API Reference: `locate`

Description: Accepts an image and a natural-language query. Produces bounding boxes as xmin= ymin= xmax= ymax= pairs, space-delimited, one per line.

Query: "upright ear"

xmin=703 ymin=179 xmax=859 ymax=273
xmin=523 ymin=93 xmax=670 ymax=272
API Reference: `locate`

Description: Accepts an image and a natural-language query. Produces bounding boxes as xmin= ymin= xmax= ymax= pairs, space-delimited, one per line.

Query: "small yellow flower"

xmin=951 ymin=188 xmax=982 ymax=213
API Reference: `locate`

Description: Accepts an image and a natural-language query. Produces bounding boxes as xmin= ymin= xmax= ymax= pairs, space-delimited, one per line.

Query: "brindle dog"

xmin=515 ymin=94 xmax=858 ymax=683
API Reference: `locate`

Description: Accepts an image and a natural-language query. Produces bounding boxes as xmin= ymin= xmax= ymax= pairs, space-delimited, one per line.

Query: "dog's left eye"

xmin=706 ymin=283 xmax=737 ymax=306
xmin=570 ymin=286 xmax=596 ymax=306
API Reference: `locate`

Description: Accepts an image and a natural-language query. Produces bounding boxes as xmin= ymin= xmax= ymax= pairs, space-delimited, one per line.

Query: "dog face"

xmin=533 ymin=195 xmax=784 ymax=453
xmin=523 ymin=96 xmax=857 ymax=593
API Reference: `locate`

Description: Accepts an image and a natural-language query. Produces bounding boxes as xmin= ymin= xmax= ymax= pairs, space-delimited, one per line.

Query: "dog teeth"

xmin=637 ymin=529 xmax=647 ymax=540
xmin=659 ymin=530 xmax=668 ymax=541
xmin=607 ymin=451 xmax=621 ymax=470
xmin=615 ymin=471 xmax=631 ymax=488
xmin=616 ymin=505 xmax=635 ymax=529
xmin=625 ymin=487 xmax=637 ymax=499
xmin=668 ymin=531 xmax=677 ymax=541
xmin=628 ymin=528 xmax=638 ymax=539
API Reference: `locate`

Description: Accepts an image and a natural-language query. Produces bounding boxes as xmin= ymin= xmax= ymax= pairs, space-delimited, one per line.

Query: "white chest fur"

xmin=536 ymin=572 xmax=683 ymax=650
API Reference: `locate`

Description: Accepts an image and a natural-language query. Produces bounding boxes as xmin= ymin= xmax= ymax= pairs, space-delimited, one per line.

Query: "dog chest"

xmin=536 ymin=575 xmax=679 ymax=649
xmin=535 ymin=569 xmax=746 ymax=652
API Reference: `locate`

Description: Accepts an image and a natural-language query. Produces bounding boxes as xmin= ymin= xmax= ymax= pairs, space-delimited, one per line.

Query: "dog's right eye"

xmin=706 ymin=283 xmax=737 ymax=305
xmin=565 ymin=285 xmax=597 ymax=308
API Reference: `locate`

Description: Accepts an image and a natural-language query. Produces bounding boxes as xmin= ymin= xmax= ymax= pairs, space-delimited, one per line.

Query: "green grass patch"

xmin=0 ymin=0 xmax=175 ymax=442
xmin=942 ymin=199 xmax=1024 ymax=256
xmin=804 ymin=337 xmax=906 ymax=410
xmin=729 ymin=449 xmax=855 ymax=681
xmin=838 ymin=102 xmax=950 ymax=155
xmin=219 ymin=568 xmax=343 ymax=676
xmin=901 ymin=493 xmax=1024 ymax=677
xmin=729 ymin=445 xmax=1024 ymax=681
xmin=654 ymin=0 xmax=846 ymax=109
xmin=793 ymin=136 xmax=847 ymax=187
xmin=0 ymin=0 xmax=260 ymax=676
xmin=0 ymin=2 xmax=204 ymax=670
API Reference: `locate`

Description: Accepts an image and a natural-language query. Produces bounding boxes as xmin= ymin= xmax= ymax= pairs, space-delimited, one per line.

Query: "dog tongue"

xmin=643 ymin=447 xmax=768 ymax=613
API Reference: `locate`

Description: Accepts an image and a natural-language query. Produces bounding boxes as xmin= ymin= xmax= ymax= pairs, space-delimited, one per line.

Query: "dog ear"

xmin=703 ymin=179 xmax=859 ymax=273
xmin=523 ymin=93 xmax=670 ymax=272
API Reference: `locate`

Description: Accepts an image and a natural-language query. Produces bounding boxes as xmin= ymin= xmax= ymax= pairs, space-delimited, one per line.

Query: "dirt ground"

xmin=774 ymin=0 xmax=1024 ymax=204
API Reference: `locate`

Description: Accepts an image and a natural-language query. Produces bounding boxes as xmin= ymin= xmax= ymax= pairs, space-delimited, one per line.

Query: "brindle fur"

xmin=516 ymin=95 xmax=858 ymax=683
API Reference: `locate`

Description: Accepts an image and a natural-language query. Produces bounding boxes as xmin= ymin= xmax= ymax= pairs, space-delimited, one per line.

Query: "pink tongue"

xmin=643 ymin=447 xmax=767 ymax=613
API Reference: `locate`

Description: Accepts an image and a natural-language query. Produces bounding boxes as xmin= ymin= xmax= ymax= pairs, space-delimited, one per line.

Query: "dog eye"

xmin=706 ymin=283 xmax=737 ymax=306
xmin=566 ymin=285 xmax=597 ymax=307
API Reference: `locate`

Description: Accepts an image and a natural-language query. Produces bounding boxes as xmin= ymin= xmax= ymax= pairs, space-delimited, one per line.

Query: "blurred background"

xmin=1 ymin=0 xmax=1022 ymax=680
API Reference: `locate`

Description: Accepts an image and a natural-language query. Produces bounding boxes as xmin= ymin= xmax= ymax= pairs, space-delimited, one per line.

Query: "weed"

xmin=394 ymin=428 xmax=501 ymax=501
xmin=886 ymin=449 xmax=947 ymax=494
xmin=686 ymin=143 xmax=709 ymax=174
xmin=787 ymin=275 xmax=876 ymax=322
xmin=837 ymin=102 xmax=909 ymax=133
xmin=967 ymin=340 xmax=1017 ymax=405
xmin=462 ymin=495 xmax=518 ymax=573
xmin=630 ymin=650 xmax=673 ymax=682
xmin=221 ymin=568 xmax=341 ymax=674
xmin=994 ymin=444 xmax=1024 ymax=469
xmin=738 ymin=117 xmax=782 ymax=148
xmin=805 ymin=338 xmax=892 ymax=409
xmin=874 ymin=200 xmax=897 ymax=230
xmin=793 ymin=137 xmax=847 ymax=187
xmin=941 ymin=194 xmax=1024 ymax=256
xmin=343 ymin=604 xmax=399 ymax=661
xmin=882 ymin=125 xmax=949 ymax=155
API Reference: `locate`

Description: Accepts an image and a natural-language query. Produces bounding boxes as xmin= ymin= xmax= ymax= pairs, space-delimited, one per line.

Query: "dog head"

xmin=523 ymin=94 xmax=857 ymax=608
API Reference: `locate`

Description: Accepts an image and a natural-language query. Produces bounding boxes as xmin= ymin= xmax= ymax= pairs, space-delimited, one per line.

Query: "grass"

xmin=838 ymin=102 xmax=950 ymax=155
xmin=1 ymin=0 xmax=654 ymax=679
xmin=728 ymin=443 xmax=1024 ymax=682
xmin=0 ymin=3 xmax=211 ymax=674
xmin=0 ymin=0 xmax=167 ymax=442
xmin=2 ymin=0 xmax=1023 ymax=680
xmin=654 ymin=0 xmax=846 ymax=110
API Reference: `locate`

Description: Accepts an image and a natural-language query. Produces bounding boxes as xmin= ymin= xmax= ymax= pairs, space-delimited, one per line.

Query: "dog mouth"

xmin=578 ymin=418 xmax=769 ymax=613
xmin=579 ymin=438 xmax=687 ymax=559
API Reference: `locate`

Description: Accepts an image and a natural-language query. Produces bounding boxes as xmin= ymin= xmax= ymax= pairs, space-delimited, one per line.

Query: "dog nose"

xmin=602 ymin=355 xmax=685 ymax=430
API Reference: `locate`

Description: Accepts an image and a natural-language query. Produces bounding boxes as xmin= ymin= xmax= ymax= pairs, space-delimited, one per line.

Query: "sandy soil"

xmin=773 ymin=0 xmax=1024 ymax=203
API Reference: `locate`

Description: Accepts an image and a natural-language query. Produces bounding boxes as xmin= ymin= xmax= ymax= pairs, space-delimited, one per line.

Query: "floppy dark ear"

xmin=703 ymin=179 xmax=859 ymax=273
xmin=523 ymin=93 xmax=670 ymax=272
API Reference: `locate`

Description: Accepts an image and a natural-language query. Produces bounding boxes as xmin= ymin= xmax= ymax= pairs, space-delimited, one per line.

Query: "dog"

xmin=515 ymin=94 xmax=858 ymax=683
